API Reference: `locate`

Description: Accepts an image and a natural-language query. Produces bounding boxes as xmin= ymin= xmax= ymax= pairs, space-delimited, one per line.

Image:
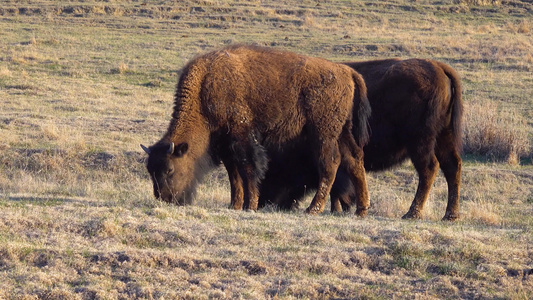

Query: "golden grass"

xmin=464 ymin=100 xmax=530 ymax=164
xmin=0 ymin=67 xmax=11 ymax=77
xmin=458 ymin=0 xmax=502 ymax=5
xmin=0 ymin=195 xmax=530 ymax=298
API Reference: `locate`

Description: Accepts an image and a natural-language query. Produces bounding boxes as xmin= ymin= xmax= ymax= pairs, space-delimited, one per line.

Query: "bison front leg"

xmin=305 ymin=141 xmax=341 ymax=215
xmin=338 ymin=127 xmax=369 ymax=217
xmin=329 ymin=173 xmax=344 ymax=213
xmin=330 ymin=196 xmax=344 ymax=213
xmin=340 ymin=148 xmax=369 ymax=217
xmin=330 ymin=191 xmax=353 ymax=213
xmin=238 ymin=164 xmax=260 ymax=211
xmin=330 ymin=194 xmax=353 ymax=213
xmin=402 ymin=145 xmax=439 ymax=219
xmin=223 ymin=160 xmax=245 ymax=210
xmin=329 ymin=167 xmax=355 ymax=213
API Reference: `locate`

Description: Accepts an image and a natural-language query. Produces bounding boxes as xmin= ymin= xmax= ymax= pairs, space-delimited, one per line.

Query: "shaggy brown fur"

xmin=141 ymin=45 xmax=371 ymax=215
xmin=259 ymin=58 xmax=463 ymax=220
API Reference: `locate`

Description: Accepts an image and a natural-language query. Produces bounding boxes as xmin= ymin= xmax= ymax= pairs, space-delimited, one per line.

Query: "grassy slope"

xmin=0 ymin=0 xmax=532 ymax=298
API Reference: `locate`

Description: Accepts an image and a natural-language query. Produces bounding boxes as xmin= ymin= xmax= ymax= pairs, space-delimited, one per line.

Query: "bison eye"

xmin=167 ymin=167 xmax=175 ymax=176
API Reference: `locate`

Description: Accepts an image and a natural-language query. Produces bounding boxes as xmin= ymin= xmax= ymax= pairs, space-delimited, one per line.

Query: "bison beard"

xmin=141 ymin=45 xmax=371 ymax=215
xmin=259 ymin=58 xmax=463 ymax=221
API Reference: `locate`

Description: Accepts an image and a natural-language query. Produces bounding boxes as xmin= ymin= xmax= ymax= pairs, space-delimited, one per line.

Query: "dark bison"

xmin=141 ymin=45 xmax=372 ymax=215
xmin=259 ymin=58 xmax=463 ymax=220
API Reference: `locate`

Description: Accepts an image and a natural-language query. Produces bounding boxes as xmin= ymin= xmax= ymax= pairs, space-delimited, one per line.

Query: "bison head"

xmin=141 ymin=142 xmax=196 ymax=205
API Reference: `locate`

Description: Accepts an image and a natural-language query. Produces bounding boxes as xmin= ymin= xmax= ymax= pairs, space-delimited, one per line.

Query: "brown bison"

xmin=141 ymin=45 xmax=372 ymax=215
xmin=259 ymin=58 xmax=463 ymax=220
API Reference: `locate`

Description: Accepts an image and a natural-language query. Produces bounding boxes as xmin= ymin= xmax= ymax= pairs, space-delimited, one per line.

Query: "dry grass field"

xmin=0 ymin=0 xmax=532 ymax=299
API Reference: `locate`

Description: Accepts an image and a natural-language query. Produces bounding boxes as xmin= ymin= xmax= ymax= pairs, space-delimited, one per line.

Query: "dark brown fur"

xmin=259 ymin=58 xmax=463 ymax=220
xmin=142 ymin=45 xmax=371 ymax=215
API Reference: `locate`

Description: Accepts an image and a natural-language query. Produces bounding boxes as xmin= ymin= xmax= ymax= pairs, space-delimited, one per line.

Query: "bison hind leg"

xmin=305 ymin=140 xmax=341 ymax=215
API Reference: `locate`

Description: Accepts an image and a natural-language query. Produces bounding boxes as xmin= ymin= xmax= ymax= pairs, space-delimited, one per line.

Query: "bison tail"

xmin=440 ymin=62 xmax=464 ymax=153
xmin=351 ymin=70 xmax=372 ymax=147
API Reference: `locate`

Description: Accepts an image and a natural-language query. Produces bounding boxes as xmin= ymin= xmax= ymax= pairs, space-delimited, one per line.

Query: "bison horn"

xmin=140 ymin=144 xmax=151 ymax=154
xmin=168 ymin=142 xmax=175 ymax=154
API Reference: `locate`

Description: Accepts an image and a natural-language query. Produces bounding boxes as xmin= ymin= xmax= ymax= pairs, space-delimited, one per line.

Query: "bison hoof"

xmin=402 ymin=210 xmax=422 ymax=220
xmin=355 ymin=208 xmax=368 ymax=218
xmin=442 ymin=212 xmax=459 ymax=221
xmin=305 ymin=207 xmax=321 ymax=215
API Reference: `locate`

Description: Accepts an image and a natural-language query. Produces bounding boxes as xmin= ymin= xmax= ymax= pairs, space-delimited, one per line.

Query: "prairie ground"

xmin=0 ymin=0 xmax=532 ymax=299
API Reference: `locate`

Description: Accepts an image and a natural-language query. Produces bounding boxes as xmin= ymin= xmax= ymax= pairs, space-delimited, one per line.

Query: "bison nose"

xmin=153 ymin=186 xmax=161 ymax=199
xmin=156 ymin=190 xmax=175 ymax=204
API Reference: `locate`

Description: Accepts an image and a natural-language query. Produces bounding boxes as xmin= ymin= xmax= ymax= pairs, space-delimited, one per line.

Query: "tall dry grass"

xmin=456 ymin=0 xmax=501 ymax=6
xmin=463 ymin=100 xmax=530 ymax=164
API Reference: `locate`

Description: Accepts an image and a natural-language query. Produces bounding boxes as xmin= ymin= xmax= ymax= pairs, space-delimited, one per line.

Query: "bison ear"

xmin=140 ymin=144 xmax=151 ymax=154
xmin=173 ymin=142 xmax=188 ymax=157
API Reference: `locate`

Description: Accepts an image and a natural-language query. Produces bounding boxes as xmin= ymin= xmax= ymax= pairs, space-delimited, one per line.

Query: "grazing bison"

xmin=141 ymin=45 xmax=372 ymax=215
xmin=259 ymin=58 xmax=463 ymax=220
